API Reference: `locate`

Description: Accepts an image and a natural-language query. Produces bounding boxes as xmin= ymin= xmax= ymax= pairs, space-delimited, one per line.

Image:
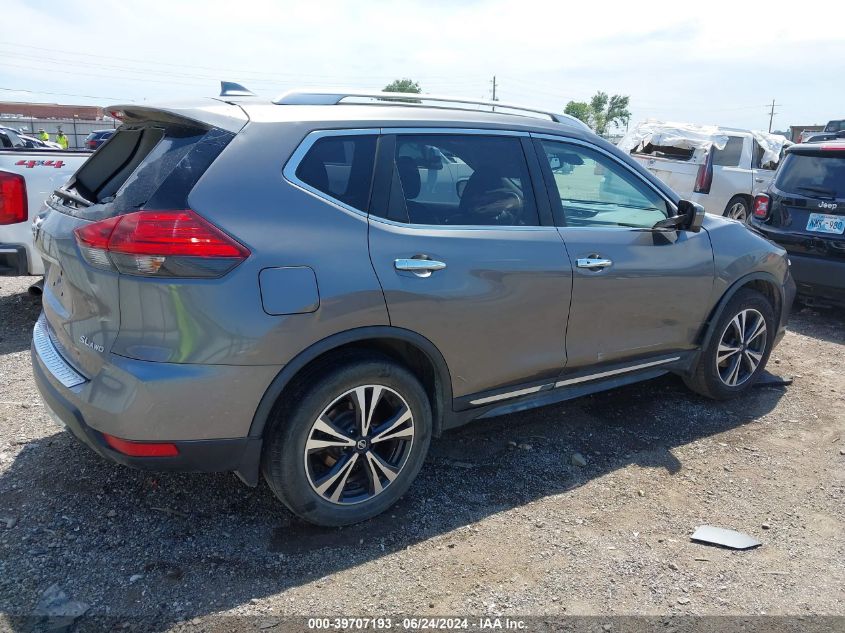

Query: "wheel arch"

xmin=248 ymin=327 xmax=454 ymax=443
xmin=724 ymin=193 xmax=753 ymax=217
xmin=696 ymin=271 xmax=783 ymax=358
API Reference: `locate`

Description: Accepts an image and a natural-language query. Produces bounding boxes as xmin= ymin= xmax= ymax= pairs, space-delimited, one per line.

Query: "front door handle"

xmin=394 ymin=258 xmax=447 ymax=278
xmin=576 ymin=257 xmax=613 ymax=270
xmin=754 ymin=177 xmax=765 ymax=183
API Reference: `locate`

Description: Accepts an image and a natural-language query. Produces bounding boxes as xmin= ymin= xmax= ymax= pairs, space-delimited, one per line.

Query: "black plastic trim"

xmin=0 ymin=244 xmax=27 ymax=276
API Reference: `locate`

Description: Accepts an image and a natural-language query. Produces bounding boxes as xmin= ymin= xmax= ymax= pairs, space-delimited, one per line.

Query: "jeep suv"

xmin=750 ymin=140 xmax=845 ymax=306
xmin=31 ymin=89 xmax=795 ymax=526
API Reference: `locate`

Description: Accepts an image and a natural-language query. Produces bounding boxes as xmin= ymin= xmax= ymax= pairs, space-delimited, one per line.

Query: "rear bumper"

xmin=33 ymin=355 xmax=261 ymax=476
xmin=30 ymin=314 xmax=277 ymax=482
xmin=788 ymin=253 xmax=845 ymax=306
xmin=0 ymin=244 xmax=27 ymax=276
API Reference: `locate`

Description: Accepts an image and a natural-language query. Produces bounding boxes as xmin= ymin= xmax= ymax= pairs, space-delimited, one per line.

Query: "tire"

xmin=684 ymin=288 xmax=775 ymax=399
xmin=261 ymin=353 xmax=432 ymax=526
xmin=724 ymin=196 xmax=750 ymax=224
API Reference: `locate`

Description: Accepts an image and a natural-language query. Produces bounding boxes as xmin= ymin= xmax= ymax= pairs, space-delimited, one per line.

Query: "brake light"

xmin=693 ymin=149 xmax=713 ymax=194
xmin=0 ymin=171 xmax=28 ymax=225
xmin=753 ymin=194 xmax=771 ymax=220
xmin=73 ymin=209 xmax=249 ymax=277
xmin=103 ymin=433 xmax=179 ymax=457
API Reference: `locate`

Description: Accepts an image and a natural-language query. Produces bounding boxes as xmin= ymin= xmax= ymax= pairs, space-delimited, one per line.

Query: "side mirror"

xmin=679 ymin=199 xmax=705 ymax=232
xmin=652 ymin=199 xmax=705 ymax=232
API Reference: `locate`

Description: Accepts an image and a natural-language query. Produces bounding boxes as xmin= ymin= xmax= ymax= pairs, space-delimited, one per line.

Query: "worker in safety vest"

xmin=56 ymin=129 xmax=69 ymax=150
xmin=37 ymin=129 xmax=49 ymax=142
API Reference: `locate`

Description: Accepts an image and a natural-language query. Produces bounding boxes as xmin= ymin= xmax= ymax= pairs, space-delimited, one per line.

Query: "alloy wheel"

xmin=727 ymin=202 xmax=748 ymax=223
xmin=303 ymin=385 xmax=415 ymax=505
xmin=716 ymin=308 xmax=767 ymax=387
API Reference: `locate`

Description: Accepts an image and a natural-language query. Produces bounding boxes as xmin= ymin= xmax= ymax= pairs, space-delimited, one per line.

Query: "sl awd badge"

xmin=79 ymin=335 xmax=104 ymax=353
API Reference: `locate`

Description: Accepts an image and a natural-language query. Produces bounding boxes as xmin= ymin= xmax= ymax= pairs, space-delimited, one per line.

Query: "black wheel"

xmin=261 ymin=354 xmax=432 ymax=526
xmin=724 ymin=196 xmax=750 ymax=224
xmin=684 ymin=289 xmax=775 ymax=399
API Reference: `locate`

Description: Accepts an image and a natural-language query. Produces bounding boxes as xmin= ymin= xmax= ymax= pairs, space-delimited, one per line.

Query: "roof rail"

xmin=272 ymin=88 xmax=590 ymax=130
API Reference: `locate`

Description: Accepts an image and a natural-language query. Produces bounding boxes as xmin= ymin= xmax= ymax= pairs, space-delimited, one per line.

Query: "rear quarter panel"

xmin=111 ymin=120 xmax=390 ymax=366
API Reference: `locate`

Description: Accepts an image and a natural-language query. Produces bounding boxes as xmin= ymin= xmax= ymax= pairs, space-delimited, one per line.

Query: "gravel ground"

xmin=0 ymin=275 xmax=843 ymax=630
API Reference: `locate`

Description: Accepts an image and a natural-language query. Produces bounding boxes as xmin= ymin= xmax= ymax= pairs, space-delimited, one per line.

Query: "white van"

xmin=618 ymin=121 xmax=790 ymax=223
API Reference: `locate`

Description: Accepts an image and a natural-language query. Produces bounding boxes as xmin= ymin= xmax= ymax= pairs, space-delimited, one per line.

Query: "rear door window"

xmin=712 ymin=136 xmax=743 ymax=167
xmin=294 ymin=135 xmax=377 ymax=212
xmin=775 ymin=153 xmax=845 ymax=200
xmin=385 ymin=134 xmax=539 ymax=226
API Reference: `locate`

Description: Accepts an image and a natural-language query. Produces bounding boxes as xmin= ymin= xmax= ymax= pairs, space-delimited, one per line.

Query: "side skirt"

xmin=443 ymin=352 xmax=694 ymax=430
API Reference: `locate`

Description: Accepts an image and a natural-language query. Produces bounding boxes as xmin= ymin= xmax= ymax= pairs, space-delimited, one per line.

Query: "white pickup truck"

xmin=0 ymin=140 xmax=89 ymax=278
xmin=618 ymin=121 xmax=791 ymax=223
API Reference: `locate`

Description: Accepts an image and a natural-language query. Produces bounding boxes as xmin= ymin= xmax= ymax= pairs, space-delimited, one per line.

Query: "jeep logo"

xmin=818 ymin=201 xmax=838 ymax=210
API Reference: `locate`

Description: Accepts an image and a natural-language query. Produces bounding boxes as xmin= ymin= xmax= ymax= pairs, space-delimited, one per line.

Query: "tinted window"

xmin=775 ymin=153 xmax=845 ymax=200
xmin=712 ymin=136 xmax=743 ymax=167
xmin=388 ymin=135 xmax=538 ymax=226
xmin=296 ymin=135 xmax=377 ymax=211
xmin=539 ymin=139 xmax=669 ymax=229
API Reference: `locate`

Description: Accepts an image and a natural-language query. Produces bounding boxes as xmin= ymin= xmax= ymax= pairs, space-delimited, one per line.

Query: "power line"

xmin=0 ymin=86 xmax=130 ymax=101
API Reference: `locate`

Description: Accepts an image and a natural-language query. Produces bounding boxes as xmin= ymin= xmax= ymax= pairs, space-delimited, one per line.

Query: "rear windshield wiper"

xmin=53 ymin=186 xmax=93 ymax=208
xmin=795 ymin=185 xmax=836 ymax=199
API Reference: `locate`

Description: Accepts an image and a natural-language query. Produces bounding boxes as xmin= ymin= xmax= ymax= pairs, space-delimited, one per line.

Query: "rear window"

xmin=59 ymin=123 xmax=234 ymax=220
xmin=775 ymin=153 xmax=845 ymax=200
xmin=712 ymin=136 xmax=743 ymax=167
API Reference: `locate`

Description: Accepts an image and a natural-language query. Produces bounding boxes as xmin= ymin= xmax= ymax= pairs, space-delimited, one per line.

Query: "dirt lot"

xmin=0 ymin=275 xmax=843 ymax=630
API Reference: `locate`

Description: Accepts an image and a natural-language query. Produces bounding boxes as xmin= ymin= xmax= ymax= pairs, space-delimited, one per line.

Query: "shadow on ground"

xmin=6 ymin=303 xmax=842 ymax=630
xmin=0 ymin=287 xmax=41 ymax=356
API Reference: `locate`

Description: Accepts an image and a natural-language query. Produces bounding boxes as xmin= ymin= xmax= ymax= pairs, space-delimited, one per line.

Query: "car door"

xmin=533 ymin=136 xmax=715 ymax=371
xmin=710 ymin=135 xmax=750 ymax=213
xmin=367 ymin=130 xmax=573 ymax=402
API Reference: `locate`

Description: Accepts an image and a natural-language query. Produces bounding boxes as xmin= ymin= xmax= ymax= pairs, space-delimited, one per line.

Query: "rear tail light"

xmin=0 ymin=171 xmax=28 ymax=225
xmin=693 ymin=149 xmax=713 ymax=194
xmin=753 ymin=194 xmax=771 ymax=220
xmin=103 ymin=433 xmax=179 ymax=457
xmin=73 ymin=209 xmax=249 ymax=277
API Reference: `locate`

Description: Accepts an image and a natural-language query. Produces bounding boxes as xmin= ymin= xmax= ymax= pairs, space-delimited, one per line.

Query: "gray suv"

xmin=32 ymin=89 xmax=795 ymax=526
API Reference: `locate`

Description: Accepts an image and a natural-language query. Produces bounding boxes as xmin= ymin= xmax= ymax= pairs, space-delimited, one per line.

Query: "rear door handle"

xmin=576 ymin=257 xmax=613 ymax=270
xmin=394 ymin=258 xmax=447 ymax=277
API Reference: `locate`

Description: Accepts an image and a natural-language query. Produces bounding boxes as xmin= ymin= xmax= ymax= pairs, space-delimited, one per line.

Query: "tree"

xmin=383 ymin=78 xmax=421 ymax=94
xmin=564 ymin=91 xmax=631 ymax=136
xmin=563 ymin=101 xmax=592 ymax=126
xmin=382 ymin=78 xmax=422 ymax=103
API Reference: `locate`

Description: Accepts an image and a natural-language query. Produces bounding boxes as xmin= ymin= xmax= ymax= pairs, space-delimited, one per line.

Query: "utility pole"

xmin=767 ymin=99 xmax=780 ymax=133
xmin=491 ymin=75 xmax=498 ymax=111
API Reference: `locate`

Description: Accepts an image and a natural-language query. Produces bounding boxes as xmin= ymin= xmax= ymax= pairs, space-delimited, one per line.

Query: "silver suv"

xmin=32 ymin=89 xmax=795 ymax=526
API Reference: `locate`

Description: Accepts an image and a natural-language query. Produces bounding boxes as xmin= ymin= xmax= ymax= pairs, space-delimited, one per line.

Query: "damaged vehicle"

xmin=31 ymin=88 xmax=794 ymax=526
xmin=619 ymin=121 xmax=791 ymax=223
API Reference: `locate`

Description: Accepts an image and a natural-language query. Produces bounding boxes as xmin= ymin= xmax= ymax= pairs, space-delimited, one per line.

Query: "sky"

xmin=1 ymin=0 xmax=843 ymax=134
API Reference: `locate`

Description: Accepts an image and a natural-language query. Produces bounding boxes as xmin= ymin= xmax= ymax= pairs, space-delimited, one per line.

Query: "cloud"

xmin=1 ymin=0 xmax=842 ymax=131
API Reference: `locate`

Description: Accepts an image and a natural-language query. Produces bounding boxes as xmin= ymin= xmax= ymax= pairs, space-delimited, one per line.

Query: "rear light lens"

xmin=73 ymin=209 xmax=249 ymax=277
xmin=103 ymin=433 xmax=179 ymax=457
xmin=753 ymin=194 xmax=771 ymax=220
xmin=0 ymin=171 xmax=28 ymax=225
xmin=693 ymin=149 xmax=713 ymax=194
